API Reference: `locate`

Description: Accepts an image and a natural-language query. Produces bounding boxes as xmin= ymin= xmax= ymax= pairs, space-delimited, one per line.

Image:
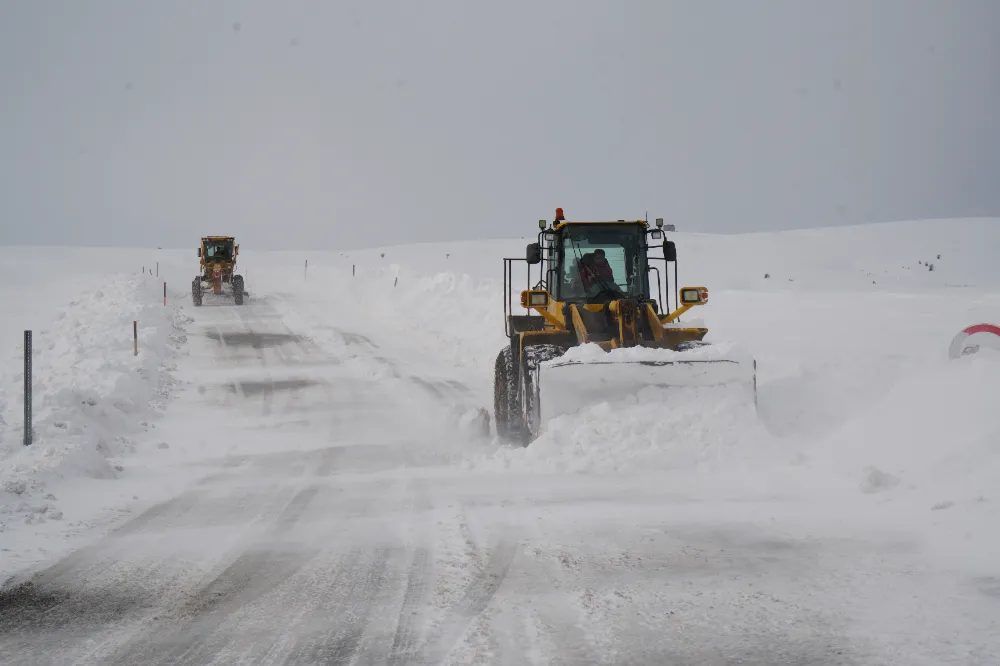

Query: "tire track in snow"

xmin=100 ymin=484 xmax=325 ymax=666
xmin=0 ymin=561 xmax=179 ymax=666
xmin=361 ymin=477 xmax=435 ymax=666
xmin=258 ymin=480 xmax=410 ymax=665
xmin=0 ymin=481 xmax=314 ymax=662
xmin=283 ymin=547 xmax=394 ymax=665
xmin=233 ymin=296 xmax=344 ymax=421
xmin=110 ymin=490 xmax=204 ymax=537
xmin=386 ymin=547 xmax=434 ymax=664
xmin=0 ymin=483 xmax=304 ymax=662
xmin=416 ymin=539 xmax=518 ymax=664
xmin=495 ymin=499 xmax=605 ymax=665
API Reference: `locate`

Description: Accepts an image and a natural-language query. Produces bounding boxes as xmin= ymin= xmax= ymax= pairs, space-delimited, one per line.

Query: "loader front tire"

xmin=233 ymin=275 xmax=244 ymax=305
xmin=191 ymin=277 xmax=203 ymax=307
xmin=493 ymin=346 xmax=521 ymax=442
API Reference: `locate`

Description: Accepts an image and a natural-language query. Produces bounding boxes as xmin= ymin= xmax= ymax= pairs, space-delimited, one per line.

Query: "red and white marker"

xmin=948 ymin=323 xmax=1000 ymax=360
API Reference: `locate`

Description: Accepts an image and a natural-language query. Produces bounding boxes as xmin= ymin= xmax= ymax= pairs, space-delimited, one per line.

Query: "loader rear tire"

xmin=191 ymin=277 xmax=202 ymax=307
xmin=493 ymin=346 xmax=521 ymax=442
xmin=233 ymin=275 xmax=244 ymax=305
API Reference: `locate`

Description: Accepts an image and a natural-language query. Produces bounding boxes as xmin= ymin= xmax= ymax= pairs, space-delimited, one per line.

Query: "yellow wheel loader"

xmin=192 ymin=236 xmax=246 ymax=306
xmin=494 ymin=208 xmax=756 ymax=444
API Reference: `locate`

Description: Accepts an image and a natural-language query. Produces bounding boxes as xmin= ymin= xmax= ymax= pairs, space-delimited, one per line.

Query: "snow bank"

xmin=480 ymin=383 xmax=766 ymax=474
xmin=0 ymin=275 xmax=187 ymax=529
xmin=807 ymin=349 xmax=1000 ymax=503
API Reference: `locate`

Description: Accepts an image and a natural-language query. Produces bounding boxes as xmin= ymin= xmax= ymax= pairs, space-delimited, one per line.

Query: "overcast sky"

xmin=1 ymin=0 xmax=997 ymax=250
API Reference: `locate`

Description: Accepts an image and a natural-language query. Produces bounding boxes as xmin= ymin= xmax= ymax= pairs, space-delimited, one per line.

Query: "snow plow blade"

xmin=534 ymin=344 xmax=757 ymax=427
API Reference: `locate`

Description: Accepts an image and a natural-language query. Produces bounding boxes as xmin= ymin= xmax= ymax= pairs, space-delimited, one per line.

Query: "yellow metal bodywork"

xmin=552 ymin=219 xmax=648 ymax=232
xmin=199 ymin=236 xmax=240 ymax=294
xmin=516 ymin=217 xmax=709 ymax=351
xmin=518 ymin=287 xmax=709 ymax=352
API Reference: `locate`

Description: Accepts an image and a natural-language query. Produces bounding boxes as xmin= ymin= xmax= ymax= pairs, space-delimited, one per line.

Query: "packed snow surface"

xmin=1 ymin=219 xmax=999 ymax=664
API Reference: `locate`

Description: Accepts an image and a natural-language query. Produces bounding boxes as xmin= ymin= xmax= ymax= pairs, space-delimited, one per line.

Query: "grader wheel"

xmin=191 ymin=277 xmax=203 ymax=306
xmin=233 ymin=275 xmax=245 ymax=305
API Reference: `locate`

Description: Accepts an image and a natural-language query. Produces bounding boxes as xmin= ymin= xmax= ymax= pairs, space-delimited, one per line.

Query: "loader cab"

xmin=549 ymin=223 xmax=650 ymax=304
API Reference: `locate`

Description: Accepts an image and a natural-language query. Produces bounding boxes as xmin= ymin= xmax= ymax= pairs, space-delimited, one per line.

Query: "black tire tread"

xmin=191 ymin=277 xmax=203 ymax=307
xmin=493 ymin=346 xmax=519 ymax=441
xmin=233 ymin=275 xmax=245 ymax=305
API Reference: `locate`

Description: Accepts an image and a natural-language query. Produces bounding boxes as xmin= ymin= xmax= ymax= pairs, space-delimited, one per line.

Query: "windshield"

xmin=204 ymin=241 xmax=234 ymax=260
xmin=557 ymin=225 xmax=648 ymax=302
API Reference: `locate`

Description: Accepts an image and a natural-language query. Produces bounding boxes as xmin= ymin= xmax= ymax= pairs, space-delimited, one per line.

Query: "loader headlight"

xmin=680 ymin=287 xmax=708 ymax=305
xmin=521 ymin=290 xmax=549 ymax=308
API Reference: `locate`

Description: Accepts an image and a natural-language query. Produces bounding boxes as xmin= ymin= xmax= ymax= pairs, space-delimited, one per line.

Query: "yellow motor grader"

xmin=192 ymin=236 xmax=245 ymax=306
xmin=494 ymin=208 xmax=756 ymax=443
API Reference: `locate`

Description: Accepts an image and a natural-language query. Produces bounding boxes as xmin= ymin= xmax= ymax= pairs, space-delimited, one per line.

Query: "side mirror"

xmin=197 ymin=247 xmax=202 ymax=257
xmin=526 ymin=242 xmax=541 ymax=265
xmin=663 ymin=240 xmax=677 ymax=262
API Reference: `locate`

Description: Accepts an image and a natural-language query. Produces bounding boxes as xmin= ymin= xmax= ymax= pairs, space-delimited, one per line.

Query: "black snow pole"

xmin=674 ymin=260 xmax=679 ymax=316
xmin=24 ymin=330 xmax=32 ymax=446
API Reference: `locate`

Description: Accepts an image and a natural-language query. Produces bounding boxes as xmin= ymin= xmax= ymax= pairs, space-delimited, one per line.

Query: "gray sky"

xmin=1 ymin=0 xmax=997 ymax=250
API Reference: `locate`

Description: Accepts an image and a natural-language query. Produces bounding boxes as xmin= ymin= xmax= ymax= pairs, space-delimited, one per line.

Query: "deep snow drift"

xmin=0 ymin=272 xmax=188 ymax=540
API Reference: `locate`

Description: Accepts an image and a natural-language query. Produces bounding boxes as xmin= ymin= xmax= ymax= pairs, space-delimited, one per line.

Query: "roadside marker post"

xmin=164 ymin=281 xmax=167 ymax=306
xmin=24 ymin=330 xmax=32 ymax=446
xmin=134 ymin=321 xmax=138 ymax=356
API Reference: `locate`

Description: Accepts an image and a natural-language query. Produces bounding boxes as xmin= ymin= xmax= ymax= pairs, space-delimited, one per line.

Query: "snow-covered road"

xmin=3 ymin=278 xmax=998 ymax=665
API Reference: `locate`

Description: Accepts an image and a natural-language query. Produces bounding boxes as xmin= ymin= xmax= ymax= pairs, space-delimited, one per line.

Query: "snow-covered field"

xmin=1 ymin=219 xmax=999 ymax=664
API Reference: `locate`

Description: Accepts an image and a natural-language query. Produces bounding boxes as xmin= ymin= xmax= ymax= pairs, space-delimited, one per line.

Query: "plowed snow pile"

xmin=483 ymin=382 xmax=767 ymax=474
xmin=809 ymin=348 xmax=1000 ymax=503
xmin=0 ymin=274 xmax=186 ymax=529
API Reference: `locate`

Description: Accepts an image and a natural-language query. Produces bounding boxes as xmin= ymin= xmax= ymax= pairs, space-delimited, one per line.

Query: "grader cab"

xmin=192 ymin=236 xmax=246 ymax=306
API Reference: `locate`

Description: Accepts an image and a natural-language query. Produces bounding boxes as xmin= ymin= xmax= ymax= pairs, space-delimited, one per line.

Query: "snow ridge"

xmin=0 ymin=275 xmax=188 ymax=529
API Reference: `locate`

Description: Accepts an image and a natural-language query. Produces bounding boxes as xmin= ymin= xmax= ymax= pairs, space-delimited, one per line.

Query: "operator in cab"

xmin=579 ymin=249 xmax=616 ymax=293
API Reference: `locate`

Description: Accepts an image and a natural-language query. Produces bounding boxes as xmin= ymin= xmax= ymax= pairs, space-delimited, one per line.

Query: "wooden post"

xmin=163 ymin=282 xmax=167 ymax=306
xmin=133 ymin=321 xmax=138 ymax=356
